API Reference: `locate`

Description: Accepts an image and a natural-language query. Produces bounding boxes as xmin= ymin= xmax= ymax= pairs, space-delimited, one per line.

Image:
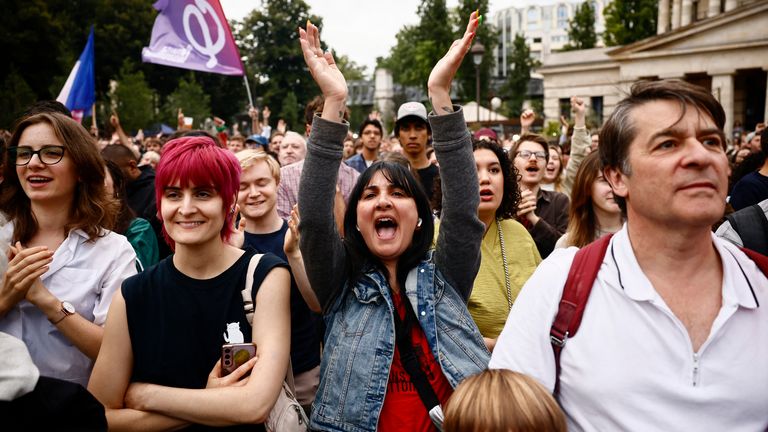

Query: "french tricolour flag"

xmin=57 ymin=26 xmax=95 ymax=123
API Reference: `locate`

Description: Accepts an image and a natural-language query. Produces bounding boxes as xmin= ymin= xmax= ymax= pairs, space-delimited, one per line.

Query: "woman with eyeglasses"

xmin=0 ymin=112 xmax=137 ymax=387
xmin=511 ymin=134 xmax=570 ymax=258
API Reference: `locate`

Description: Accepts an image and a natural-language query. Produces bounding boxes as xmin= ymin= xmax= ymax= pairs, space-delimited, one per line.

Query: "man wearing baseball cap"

xmin=395 ymin=101 xmax=439 ymax=203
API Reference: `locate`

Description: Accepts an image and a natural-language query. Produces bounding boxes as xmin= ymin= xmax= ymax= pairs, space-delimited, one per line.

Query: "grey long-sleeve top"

xmin=298 ymin=107 xmax=484 ymax=310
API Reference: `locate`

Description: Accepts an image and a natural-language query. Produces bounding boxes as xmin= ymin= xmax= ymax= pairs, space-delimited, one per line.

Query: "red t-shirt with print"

xmin=377 ymin=291 xmax=453 ymax=432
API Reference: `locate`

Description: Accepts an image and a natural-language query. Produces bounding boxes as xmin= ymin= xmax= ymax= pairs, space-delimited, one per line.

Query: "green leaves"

xmin=500 ymin=34 xmax=539 ymax=117
xmin=603 ymin=0 xmax=658 ymax=46
xmin=563 ymin=1 xmax=598 ymax=51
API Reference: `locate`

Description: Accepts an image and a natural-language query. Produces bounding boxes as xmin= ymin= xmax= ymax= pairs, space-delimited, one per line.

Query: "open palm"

xmin=299 ymin=22 xmax=347 ymax=102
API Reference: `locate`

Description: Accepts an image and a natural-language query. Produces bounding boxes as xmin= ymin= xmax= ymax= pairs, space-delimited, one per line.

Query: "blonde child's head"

xmin=444 ymin=369 xmax=567 ymax=432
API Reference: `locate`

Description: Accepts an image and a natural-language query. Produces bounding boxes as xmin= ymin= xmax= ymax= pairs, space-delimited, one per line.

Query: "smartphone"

xmin=184 ymin=116 xmax=193 ymax=127
xmin=221 ymin=343 xmax=256 ymax=376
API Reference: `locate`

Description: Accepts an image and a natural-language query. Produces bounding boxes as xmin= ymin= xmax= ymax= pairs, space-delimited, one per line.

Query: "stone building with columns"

xmin=538 ymin=0 xmax=768 ymax=141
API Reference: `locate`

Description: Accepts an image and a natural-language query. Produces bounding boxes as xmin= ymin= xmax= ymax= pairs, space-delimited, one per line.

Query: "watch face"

xmin=62 ymin=302 xmax=75 ymax=314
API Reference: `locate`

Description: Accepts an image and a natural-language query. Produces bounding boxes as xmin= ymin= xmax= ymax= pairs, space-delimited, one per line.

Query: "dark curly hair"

xmin=473 ymin=139 xmax=521 ymax=219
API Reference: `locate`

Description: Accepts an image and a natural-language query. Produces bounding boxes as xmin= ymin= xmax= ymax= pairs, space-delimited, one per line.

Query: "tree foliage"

xmin=603 ymin=0 xmax=657 ymax=46
xmin=500 ymin=34 xmax=539 ymax=117
xmin=378 ymin=0 xmax=455 ymax=92
xmin=563 ymin=2 xmax=598 ymax=51
xmin=235 ymin=0 xmax=323 ymax=128
xmin=333 ymin=53 xmax=368 ymax=81
xmin=111 ymin=60 xmax=155 ymax=133
xmin=164 ymin=74 xmax=211 ymax=129
xmin=455 ymin=0 xmax=497 ymax=103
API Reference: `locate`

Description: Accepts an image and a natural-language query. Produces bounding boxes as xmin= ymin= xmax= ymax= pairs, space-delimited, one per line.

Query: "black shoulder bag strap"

xmin=392 ymin=294 xmax=440 ymax=412
xmin=726 ymin=203 xmax=768 ymax=255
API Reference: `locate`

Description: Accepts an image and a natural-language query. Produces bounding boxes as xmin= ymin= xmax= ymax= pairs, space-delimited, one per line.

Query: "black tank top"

xmin=122 ymin=249 xmax=285 ymax=431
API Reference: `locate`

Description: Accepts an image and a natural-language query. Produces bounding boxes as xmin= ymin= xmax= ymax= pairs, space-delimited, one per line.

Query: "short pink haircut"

xmin=155 ymin=136 xmax=241 ymax=250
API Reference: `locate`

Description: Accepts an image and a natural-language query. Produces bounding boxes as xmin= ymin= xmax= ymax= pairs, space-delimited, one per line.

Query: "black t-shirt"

xmin=122 ymin=248 xmax=286 ymax=431
xmin=244 ymin=221 xmax=321 ymax=374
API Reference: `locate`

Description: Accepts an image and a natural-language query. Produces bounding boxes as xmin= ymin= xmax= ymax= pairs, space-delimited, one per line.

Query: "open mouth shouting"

xmin=375 ymin=217 xmax=398 ymax=240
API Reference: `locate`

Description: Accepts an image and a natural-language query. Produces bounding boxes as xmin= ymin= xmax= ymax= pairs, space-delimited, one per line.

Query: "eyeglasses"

xmin=515 ymin=150 xmax=547 ymax=160
xmin=8 ymin=146 xmax=66 ymax=166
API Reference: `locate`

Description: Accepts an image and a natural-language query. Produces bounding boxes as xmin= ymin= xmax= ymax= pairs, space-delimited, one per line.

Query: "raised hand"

xmin=520 ymin=109 xmax=535 ymax=133
xmin=428 ymin=11 xmax=480 ymax=114
xmin=298 ymin=20 xmax=347 ymax=122
xmin=277 ymin=119 xmax=287 ymax=133
xmin=571 ymin=96 xmax=586 ymax=127
xmin=284 ymin=205 xmax=301 ymax=256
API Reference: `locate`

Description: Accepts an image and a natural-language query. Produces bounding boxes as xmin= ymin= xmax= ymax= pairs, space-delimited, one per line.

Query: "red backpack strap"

xmin=550 ymin=233 xmax=614 ymax=396
xmin=739 ymin=247 xmax=768 ymax=277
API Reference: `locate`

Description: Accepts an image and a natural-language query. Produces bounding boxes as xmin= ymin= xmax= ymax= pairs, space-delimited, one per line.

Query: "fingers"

xmin=209 ymin=357 xmax=223 ymax=378
xmin=237 ymin=216 xmax=247 ymax=234
xmin=227 ymin=355 xmax=258 ymax=383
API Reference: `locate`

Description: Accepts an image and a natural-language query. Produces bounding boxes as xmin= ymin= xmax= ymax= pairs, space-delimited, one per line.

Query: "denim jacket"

xmin=299 ymin=108 xmax=488 ymax=431
xmin=311 ymin=254 xmax=490 ymax=431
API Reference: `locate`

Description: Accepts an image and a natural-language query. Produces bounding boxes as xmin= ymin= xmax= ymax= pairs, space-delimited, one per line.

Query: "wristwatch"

xmin=51 ymin=301 xmax=76 ymax=325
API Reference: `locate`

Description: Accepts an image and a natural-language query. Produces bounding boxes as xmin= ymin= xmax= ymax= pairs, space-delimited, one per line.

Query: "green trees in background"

xmin=235 ymin=0 xmax=323 ymax=133
xmin=111 ymin=61 xmax=154 ymax=133
xmin=1 ymin=0 xmax=345 ymax=133
xmin=603 ymin=0 xmax=658 ymax=46
xmin=377 ymin=0 xmax=455 ymax=92
xmin=500 ymin=34 xmax=539 ymax=117
xmin=564 ymin=1 xmax=598 ymax=51
xmin=455 ymin=0 xmax=497 ymax=104
xmin=163 ymin=74 xmax=211 ymax=129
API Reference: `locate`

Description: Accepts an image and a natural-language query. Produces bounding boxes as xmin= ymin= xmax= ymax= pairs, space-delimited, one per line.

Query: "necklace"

xmin=496 ymin=218 xmax=513 ymax=310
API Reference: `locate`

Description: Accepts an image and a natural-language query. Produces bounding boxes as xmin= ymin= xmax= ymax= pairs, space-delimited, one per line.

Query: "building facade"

xmin=537 ymin=0 xmax=767 ymax=140
xmin=492 ymin=0 xmax=607 ymax=79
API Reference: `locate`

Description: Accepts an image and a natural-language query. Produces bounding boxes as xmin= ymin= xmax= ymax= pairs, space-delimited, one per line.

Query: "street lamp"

xmin=470 ymin=42 xmax=485 ymax=124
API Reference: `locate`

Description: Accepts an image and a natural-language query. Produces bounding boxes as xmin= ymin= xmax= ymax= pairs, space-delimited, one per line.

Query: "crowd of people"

xmin=1 ymin=11 xmax=768 ymax=432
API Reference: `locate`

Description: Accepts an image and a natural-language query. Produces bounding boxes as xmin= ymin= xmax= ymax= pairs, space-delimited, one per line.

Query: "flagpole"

xmin=91 ymin=103 xmax=97 ymax=128
xmin=243 ymin=75 xmax=254 ymax=108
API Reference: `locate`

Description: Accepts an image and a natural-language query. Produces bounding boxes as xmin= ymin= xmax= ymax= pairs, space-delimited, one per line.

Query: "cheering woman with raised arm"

xmin=297 ymin=13 xmax=489 ymax=432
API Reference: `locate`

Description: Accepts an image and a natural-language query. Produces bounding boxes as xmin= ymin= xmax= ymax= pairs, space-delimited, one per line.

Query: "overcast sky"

xmin=220 ymin=0 xmax=511 ymax=77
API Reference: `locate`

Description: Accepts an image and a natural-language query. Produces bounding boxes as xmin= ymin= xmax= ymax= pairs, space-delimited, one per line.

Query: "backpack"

xmin=549 ymin=234 xmax=768 ymax=395
xmin=724 ymin=203 xmax=768 ymax=255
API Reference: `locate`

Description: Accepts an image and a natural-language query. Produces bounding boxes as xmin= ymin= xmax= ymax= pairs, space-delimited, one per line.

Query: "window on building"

xmin=559 ymin=98 xmax=571 ymax=120
xmin=557 ymin=5 xmax=569 ymax=28
xmin=527 ymin=7 xmax=540 ymax=30
xmin=591 ymin=96 xmax=604 ymax=127
xmin=533 ymin=37 xmax=542 ymax=43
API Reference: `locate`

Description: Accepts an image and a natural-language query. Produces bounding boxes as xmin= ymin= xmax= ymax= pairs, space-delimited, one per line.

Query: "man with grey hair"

xmin=277 ymin=131 xmax=307 ymax=167
xmin=491 ymin=79 xmax=768 ymax=430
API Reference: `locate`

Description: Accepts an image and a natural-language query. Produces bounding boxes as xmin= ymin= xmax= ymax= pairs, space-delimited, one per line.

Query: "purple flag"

xmin=142 ymin=0 xmax=244 ymax=76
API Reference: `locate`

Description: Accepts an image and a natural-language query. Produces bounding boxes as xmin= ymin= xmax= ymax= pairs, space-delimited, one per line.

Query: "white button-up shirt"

xmin=0 ymin=223 xmax=137 ymax=387
xmin=490 ymin=225 xmax=768 ymax=432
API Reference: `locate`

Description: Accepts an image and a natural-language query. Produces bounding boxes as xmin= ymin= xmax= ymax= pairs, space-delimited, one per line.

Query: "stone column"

xmin=725 ymin=0 xmax=737 ymax=12
xmin=671 ymin=0 xmax=682 ymax=30
xmin=681 ymin=0 xmax=693 ymax=26
xmin=658 ymin=0 xmax=670 ymax=34
xmin=712 ymin=73 xmax=735 ymax=141
xmin=707 ymin=0 xmax=720 ymax=18
xmin=374 ymin=69 xmax=395 ymax=125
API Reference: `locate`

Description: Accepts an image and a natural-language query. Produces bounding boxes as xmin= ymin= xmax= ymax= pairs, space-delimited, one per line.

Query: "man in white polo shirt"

xmin=490 ymin=79 xmax=768 ymax=431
